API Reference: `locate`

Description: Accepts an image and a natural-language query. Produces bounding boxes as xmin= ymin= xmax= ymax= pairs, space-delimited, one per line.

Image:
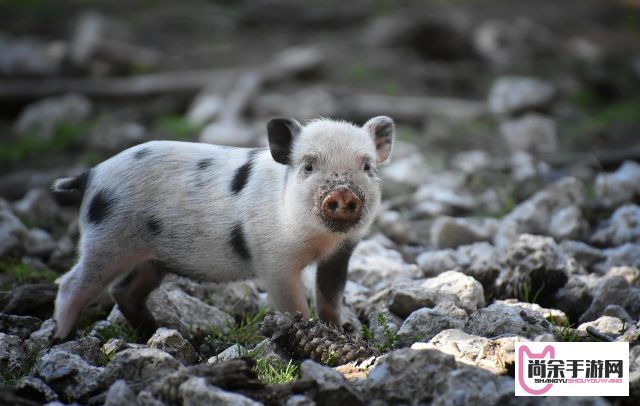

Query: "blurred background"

xmin=1 ymin=0 xmax=640 ymax=272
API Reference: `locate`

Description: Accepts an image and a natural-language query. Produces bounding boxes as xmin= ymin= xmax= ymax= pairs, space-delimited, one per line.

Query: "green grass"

xmin=0 ymin=349 xmax=38 ymax=385
xmin=552 ymin=319 xmax=580 ymax=342
xmin=362 ymin=313 xmax=400 ymax=352
xmin=206 ymin=307 xmax=267 ymax=349
xmin=239 ymin=345 xmax=301 ymax=384
xmin=0 ymin=259 xmax=58 ymax=286
xmin=156 ymin=114 xmax=200 ymax=141
xmin=0 ymin=120 xmax=93 ymax=164
xmin=93 ymin=322 xmax=138 ymax=344
xmin=522 ymin=282 xmax=545 ymax=304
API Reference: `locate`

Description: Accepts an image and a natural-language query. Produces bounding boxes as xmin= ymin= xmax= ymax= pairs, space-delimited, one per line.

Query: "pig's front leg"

xmin=263 ymin=262 xmax=310 ymax=319
xmin=315 ymin=240 xmax=357 ymax=327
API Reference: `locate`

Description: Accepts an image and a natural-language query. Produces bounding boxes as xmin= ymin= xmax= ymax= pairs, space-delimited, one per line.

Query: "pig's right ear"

xmin=267 ymin=118 xmax=302 ymax=165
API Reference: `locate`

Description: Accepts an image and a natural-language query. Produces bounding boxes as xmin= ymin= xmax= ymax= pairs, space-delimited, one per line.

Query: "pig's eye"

xmin=303 ymin=162 xmax=313 ymax=172
xmin=363 ymin=162 xmax=371 ymax=172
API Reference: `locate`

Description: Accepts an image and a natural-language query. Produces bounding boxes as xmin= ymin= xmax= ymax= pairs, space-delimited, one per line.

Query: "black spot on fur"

xmin=134 ymin=148 xmax=151 ymax=159
xmin=230 ymin=149 xmax=262 ymax=194
xmin=87 ymin=190 xmax=116 ymax=224
xmin=196 ymin=158 xmax=213 ymax=170
xmin=147 ymin=217 xmax=162 ymax=235
xmin=229 ymin=223 xmax=250 ymax=260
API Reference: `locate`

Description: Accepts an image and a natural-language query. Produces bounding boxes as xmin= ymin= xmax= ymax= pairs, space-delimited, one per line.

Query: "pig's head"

xmin=267 ymin=116 xmax=395 ymax=235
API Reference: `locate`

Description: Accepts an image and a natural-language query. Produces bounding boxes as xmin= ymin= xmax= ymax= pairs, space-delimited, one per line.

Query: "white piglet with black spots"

xmin=51 ymin=116 xmax=395 ymax=340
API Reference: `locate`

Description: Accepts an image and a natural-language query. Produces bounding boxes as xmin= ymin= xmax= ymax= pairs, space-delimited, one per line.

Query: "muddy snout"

xmin=321 ymin=186 xmax=363 ymax=223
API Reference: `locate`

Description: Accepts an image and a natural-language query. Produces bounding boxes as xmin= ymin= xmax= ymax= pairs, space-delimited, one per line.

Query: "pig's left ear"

xmin=267 ymin=118 xmax=302 ymax=165
xmin=363 ymin=116 xmax=395 ymax=164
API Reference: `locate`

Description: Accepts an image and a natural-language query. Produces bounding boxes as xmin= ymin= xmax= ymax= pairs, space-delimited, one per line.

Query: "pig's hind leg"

xmin=109 ymin=261 xmax=166 ymax=340
xmin=53 ymin=243 xmax=151 ymax=340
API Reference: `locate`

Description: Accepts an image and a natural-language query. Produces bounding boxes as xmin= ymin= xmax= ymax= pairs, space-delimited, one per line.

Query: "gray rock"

xmin=89 ymin=118 xmax=147 ymax=153
xmin=412 ymin=180 xmax=477 ymax=218
xmin=494 ymin=177 xmax=585 ymax=249
xmin=286 ymin=394 xmax=316 ymax=406
xmin=510 ymin=151 xmax=551 ymax=181
xmin=430 ymin=216 xmax=498 ymax=249
xmin=179 ymin=376 xmax=260 ymax=406
xmin=552 ymin=274 xmax=596 ymax=324
xmin=591 ymin=204 xmax=640 ymax=246
xmin=422 ymin=270 xmax=485 ymax=313
xmin=25 ymin=229 xmax=57 ymax=258
xmin=1 ymin=283 xmax=56 ymax=320
xmin=595 ymin=243 xmax=640 ymax=274
xmin=560 ymin=240 xmax=606 ymax=271
xmin=500 ymin=113 xmax=558 ymax=155
xmin=300 ymin=360 xmax=363 ymax=405
xmin=380 ymin=141 xmax=432 ymax=190
xmin=202 ymin=280 xmax=261 ymax=317
xmin=14 ymin=93 xmax=92 ymax=140
xmin=578 ymin=316 xmax=625 ymax=336
xmin=500 ymin=299 xmax=568 ymax=326
xmin=602 ymin=305 xmax=634 ymax=323
xmin=348 ymin=239 xmax=421 ymax=290
xmin=0 ymin=198 xmax=30 ymax=257
xmin=465 ymin=301 xmax=553 ymax=338
xmin=0 ymin=333 xmax=26 ymax=375
xmin=488 ymin=76 xmax=556 ymax=116
xmin=104 ymin=380 xmax=138 ymax=406
xmin=12 ymin=188 xmax=65 ymax=230
xmin=15 ymin=376 xmax=59 ymax=402
xmin=0 ymin=313 xmax=42 ymax=339
xmin=34 ymin=349 xmax=103 ymax=401
xmin=416 ymin=242 xmax=501 ymax=290
xmin=51 ymin=336 xmax=104 ymax=366
xmin=595 ymin=161 xmax=640 ymax=208
xmin=207 ymin=344 xmax=244 ymax=365
xmin=199 ymin=120 xmax=257 ymax=147
xmin=388 ymin=284 xmax=438 ymax=319
xmin=580 ymin=276 xmax=640 ymax=323
xmin=606 ymin=266 xmax=640 ymax=286
xmin=101 ymin=348 xmax=181 ymax=390
xmin=549 ymin=205 xmax=586 ymax=241
xmin=24 ymin=318 xmax=56 ymax=354
xmin=433 ymin=302 xmax=469 ymax=323
xmin=366 ymin=310 xmax=402 ymax=346
xmin=450 ymin=150 xmax=491 ymax=174
xmin=147 ymin=328 xmax=198 ymax=365
xmin=0 ymin=31 xmax=64 ymax=77
xmin=496 ymin=234 xmax=571 ymax=301
xmin=147 ymin=285 xmax=234 ymax=339
xmin=136 ymin=389 xmax=166 ymax=406
xmin=397 ymin=307 xmax=465 ymax=345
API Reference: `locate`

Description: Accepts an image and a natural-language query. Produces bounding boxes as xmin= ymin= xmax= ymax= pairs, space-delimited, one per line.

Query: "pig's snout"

xmin=321 ymin=186 xmax=363 ymax=223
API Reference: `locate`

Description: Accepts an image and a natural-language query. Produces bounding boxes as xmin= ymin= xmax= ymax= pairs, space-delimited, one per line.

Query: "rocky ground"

xmin=1 ymin=0 xmax=640 ymax=405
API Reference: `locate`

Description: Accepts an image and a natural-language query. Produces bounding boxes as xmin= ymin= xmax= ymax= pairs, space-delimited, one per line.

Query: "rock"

xmin=179 ymin=376 xmax=260 ymax=406
xmin=496 ymin=234 xmax=571 ymax=303
xmin=413 ymin=329 xmax=525 ymax=375
xmin=450 ymin=150 xmax=491 ymax=174
xmin=500 ymin=299 xmax=568 ymax=326
xmin=421 ymin=270 xmax=485 ymax=313
xmin=412 ymin=180 xmax=477 ymax=218
xmin=465 ymin=301 xmax=553 ymax=339
xmin=366 ymin=348 xmax=515 ymax=404
xmin=89 ymin=118 xmax=147 ymax=153
xmin=147 ymin=285 xmax=234 ymax=339
xmin=430 ymin=216 xmax=498 ymax=249
xmin=488 ymin=76 xmax=556 ymax=116
xmin=207 ymin=344 xmax=244 ymax=365
xmin=104 ymin=380 xmax=137 ymax=406
xmin=300 ymin=360 xmax=363 ymax=405
xmin=552 ymin=275 xmax=596 ymax=324
xmin=0 ymin=333 xmax=26 ymax=375
xmin=388 ymin=284 xmax=438 ymax=319
xmin=136 ymin=389 xmax=165 ymax=406
xmin=397 ymin=307 xmax=465 ymax=345
xmin=433 ymin=302 xmax=469 ymax=322
xmin=256 ymin=88 xmax=337 ymax=120
xmin=560 ymin=240 xmax=606 ymax=271
xmin=51 ymin=336 xmax=104 ymax=366
xmin=24 ymin=318 xmax=56 ymax=354
xmin=48 ymin=235 xmax=77 ymax=271
xmin=147 ymin=328 xmax=198 ymax=365
xmin=15 ymin=376 xmax=59 ymax=403
xmin=348 ymin=239 xmax=421 ymax=290
xmin=286 ymin=394 xmax=316 ymax=406
xmin=602 ymin=305 xmax=634 ymax=323
xmin=494 ymin=177 xmax=585 ymax=249
xmin=499 ymin=113 xmax=557 ymax=155
xmin=101 ymin=348 xmax=181 ymax=391
xmin=607 ymin=266 xmax=640 ymax=286
xmin=2 ymin=283 xmax=56 ymax=320
xmin=580 ymin=276 xmax=640 ymax=323
xmin=0 ymin=31 xmax=64 ymax=77
xmin=13 ymin=188 xmax=66 ymax=229
xmin=0 ymin=313 xmax=42 ymax=339
xmin=0 ymin=199 xmax=31 ymax=257
xmin=34 ymin=349 xmax=103 ymax=401
xmin=510 ymin=151 xmax=551 ymax=181
xmin=578 ymin=316 xmax=625 ymax=336
xmin=595 ymin=243 xmax=640 ymax=274
xmin=591 ymin=204 xmax=640 ymax=246
xmin=594 ymin=161 xmax=640 ymax=208
xmin=380 ymin=141 xmax=432 ymax=191
xmin=14 ymin=93 xmax=92 ymax=140
xmin=187 ymin=93 xmax=223 ymax=127
xmin=549 ymin=205 xmax=586 ymax=241
xmin=24 ymin=229 xmax=57 ymax=258
xmin=416 ymin=242 xmax=501 ymax=291
xmin=202 ymin=280 xmax=261 ymax=317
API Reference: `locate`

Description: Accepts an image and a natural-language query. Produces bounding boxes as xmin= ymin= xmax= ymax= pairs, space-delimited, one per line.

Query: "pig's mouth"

xmin=314 ymin=181 xmax=366 ymax=233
